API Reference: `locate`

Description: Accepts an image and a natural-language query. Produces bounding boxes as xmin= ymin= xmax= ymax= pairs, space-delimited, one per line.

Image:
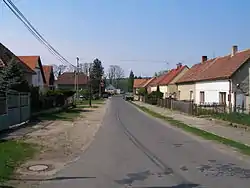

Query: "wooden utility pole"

xmin=76 ymin=57 xmax=79 ymax=102
xmin=88 ymin=67 xmax=92 ymax=107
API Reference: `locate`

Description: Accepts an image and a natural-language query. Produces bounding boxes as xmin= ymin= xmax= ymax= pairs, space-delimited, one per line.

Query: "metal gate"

xmin=0 ymin=91 xmax=30 ymax=131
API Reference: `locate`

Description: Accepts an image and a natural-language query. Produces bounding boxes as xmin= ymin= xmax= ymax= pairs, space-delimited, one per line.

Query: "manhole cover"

xmin=28 ymin=164 xmax=49 ymax=172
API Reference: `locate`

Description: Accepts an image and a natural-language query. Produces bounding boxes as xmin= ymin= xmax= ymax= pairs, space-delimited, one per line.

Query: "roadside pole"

xmin=76 ymin=57 xmax=79 ymax=102
xmin=88 ymin=67 xmax=92 ymax=107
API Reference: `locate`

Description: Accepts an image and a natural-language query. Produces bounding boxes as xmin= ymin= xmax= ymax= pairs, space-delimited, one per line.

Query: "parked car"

xmin=124 ymin=92 xmax=134 ymax=101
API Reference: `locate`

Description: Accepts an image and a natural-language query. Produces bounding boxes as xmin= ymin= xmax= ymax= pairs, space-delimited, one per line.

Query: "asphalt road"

xmin=39 ymin=97 xmax=250 ymax=188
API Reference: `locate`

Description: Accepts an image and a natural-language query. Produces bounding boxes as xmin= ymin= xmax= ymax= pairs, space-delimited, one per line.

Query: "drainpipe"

xmin=228 ymin=79 xmax=232 ymax=113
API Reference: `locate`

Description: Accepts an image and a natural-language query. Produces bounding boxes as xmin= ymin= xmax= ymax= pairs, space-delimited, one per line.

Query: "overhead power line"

xmin=3 ymin=0 xmax=76 ymax=68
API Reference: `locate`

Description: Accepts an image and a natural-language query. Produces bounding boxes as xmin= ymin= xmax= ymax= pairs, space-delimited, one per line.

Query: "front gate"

xmin=0 ymin=91 xmax=30 ymax=131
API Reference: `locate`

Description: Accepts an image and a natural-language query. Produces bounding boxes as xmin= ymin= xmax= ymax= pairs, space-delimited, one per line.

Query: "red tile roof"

xmin=177 ymin=49 xmax=250 ymax=83
xmin=141 ymin=77 xmax=156 ymax=87
xmin=159 ymin=65 xmax=187 ymax=85
xmin=0 ymin=43 xmax=35 ymax=74
xmin=56 ymin=72 xmax=88 ymax=85
xmin=42 ymin=65 xmax=54 ymax=86
xmin=18 ymin=56 xmax=46 ymax=83
xmin=149 ymin=74 xmax=167 ymax=87
xmin=133 ymin=78 xmax=148 ymax=88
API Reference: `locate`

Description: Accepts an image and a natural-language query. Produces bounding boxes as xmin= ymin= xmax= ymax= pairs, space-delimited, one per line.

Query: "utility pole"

xmin=88 ymin=67 xmax=92 ymax=107
xmin=76 ymin=57 xmax=79 ymax=102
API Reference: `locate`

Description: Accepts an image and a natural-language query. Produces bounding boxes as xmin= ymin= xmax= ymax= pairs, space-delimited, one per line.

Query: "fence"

xmin=0 ymin=91 xmax=30 ymax=131
xmin=143 ymin=96 xmax=227 ymax=116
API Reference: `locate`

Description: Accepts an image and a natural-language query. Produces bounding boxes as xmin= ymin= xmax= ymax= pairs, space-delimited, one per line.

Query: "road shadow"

xmin=138 ymin=184 xmax=200 ymax=188
xmin=9 ymin=176 xmax=96 ymax=182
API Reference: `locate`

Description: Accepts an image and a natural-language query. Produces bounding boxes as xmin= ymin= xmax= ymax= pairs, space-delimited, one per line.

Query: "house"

xmin=56 ymin=72 xmax=88 ymax=90
xmin=148 ymin=75 xmax=166 ymax=93
xmin=176 ymin=45 xmax=250 ymax=112
xmin=18 ymin=56 xmax=46 ymax=91
xmin=0 ymin=43 xmax=35 ymax=85
xmin=42 ymin=65 xmax=55 ymax=90
xmin=105 ymin=84 xmax=116 ymax=94
xmin=133 ymin=78 xmax=155 ymax=95
xmin=157 ymin=63 xmax=189 ymax=98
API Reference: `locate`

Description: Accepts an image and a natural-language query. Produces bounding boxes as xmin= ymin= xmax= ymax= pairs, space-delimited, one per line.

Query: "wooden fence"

xmin=143 ymin=96 xmax=227 ymax=116
xmin=0 ymin=91 xmax=30 ymax=131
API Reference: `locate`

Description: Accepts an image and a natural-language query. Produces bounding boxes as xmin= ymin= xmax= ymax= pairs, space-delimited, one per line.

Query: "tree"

xmin=79 ymin=63 xmax=92 ymax=75
xmin=53 ymin=64 xmax=67 ymax=78
xmin=0 ymin=58 xmax=29 ymax=92
xmin=155 ymin=70 xmax=169 ymax=77
xmin=128 ymin=70 xmax=134 ymax=92
xmin=107 ymin=65 xmax=124 ymax=87
xmin=90 ymin=58 xmax=104 ymax=94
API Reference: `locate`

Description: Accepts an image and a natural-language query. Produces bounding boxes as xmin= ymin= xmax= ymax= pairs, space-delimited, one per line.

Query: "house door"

xmin=235 ymin=93 xmax=245 ymax=111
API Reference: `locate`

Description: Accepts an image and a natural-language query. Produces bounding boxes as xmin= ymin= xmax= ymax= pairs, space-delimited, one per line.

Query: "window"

xmin=200 ymin=91 xmax=205 ymax=104
xmin=219 ymin=92 xmax=226 ymax=104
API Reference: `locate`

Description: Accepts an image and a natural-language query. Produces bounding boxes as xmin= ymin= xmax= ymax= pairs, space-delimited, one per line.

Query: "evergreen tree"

xmin=90 ymin=58 xmax=104 ymax=94
xmin=0 ymin=58 xmax=29 ymax=92
xmin=128 ymin=70 xmax=134 ymax=92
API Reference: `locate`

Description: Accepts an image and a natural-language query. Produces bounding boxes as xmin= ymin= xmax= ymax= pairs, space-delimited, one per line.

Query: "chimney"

xmin=176 ymin=63 xmax=182 ymax=69
xmin=201 ymin=56 xmax=207 ymax=63
xmin=231 ymin=45 xmax=238 ymax=56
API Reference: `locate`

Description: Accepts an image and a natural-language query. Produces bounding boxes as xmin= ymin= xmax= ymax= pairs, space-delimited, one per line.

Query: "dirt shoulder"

xmin=9 ymin=100 xmax=108 ymax=187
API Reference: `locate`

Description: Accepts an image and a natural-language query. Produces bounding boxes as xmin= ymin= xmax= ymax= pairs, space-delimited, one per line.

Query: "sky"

xmin=1 ymin=0 xmax=250 ymax=77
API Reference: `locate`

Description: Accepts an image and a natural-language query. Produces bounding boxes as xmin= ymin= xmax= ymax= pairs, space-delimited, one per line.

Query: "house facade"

xmin=158 ymin=63 xmax=189 ymax=98
xmin=0 ymin=43 xmax=35 ymax=86
xmin=18 ymin=56 xmax=46 ymax=91
xmin=176 ymin=46 xmax=250 ymax=112
xmin=56 ymin=72 xmax=88 ymax=90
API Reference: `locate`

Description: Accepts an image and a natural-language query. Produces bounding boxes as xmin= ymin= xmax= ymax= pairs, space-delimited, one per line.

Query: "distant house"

xmin=42 ymin=65 xmax=55 ymax=90
xmin=133 ymin=78 xmax=155 ymax=95
xmin=18 ymin=56 xmax=46 ymax=91
xmin=157 ymin=63 xmax=189 ymax=98
xmin=176 ymin=45 xmax=250 ymax=112
xmin=105 ymin=84 xmax=116 ymax=94
xmin=0 ymin=43 xmax=35 ymax=86
xmin=56 ymin=72 xmax=88 ymax=90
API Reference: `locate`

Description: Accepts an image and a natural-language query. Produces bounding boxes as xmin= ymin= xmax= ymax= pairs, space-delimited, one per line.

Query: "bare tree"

xmin=107 ymin=65 xmax=124 ymax=87
xmin=52 ymin=64 xmax=67 ymax=78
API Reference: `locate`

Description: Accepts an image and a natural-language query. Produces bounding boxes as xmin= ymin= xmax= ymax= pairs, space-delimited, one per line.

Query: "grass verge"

xmin=132 ymin=103 xmax=250 ymax=156
xmin=37 ymin=107 xmax=84 ymax=121
xmin=0 ymin=140 xmax=36 ymax=183
xmin=77 ymin=99 xmax=104 ymax=105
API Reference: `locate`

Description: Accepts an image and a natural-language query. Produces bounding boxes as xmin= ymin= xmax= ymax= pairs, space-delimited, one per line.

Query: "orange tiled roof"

xmin=18 ymin=56 xmax=40 ymax=70
xmin=149 ymin=74 xmax=167 ymax=87
xmin=18 ymin=56 xmax=46 ymax=83
xmin=133 ymin=78 xmax=148 ymax=88
xmin=42 ymin=65 xmax=53 ymax=86
xmin=159 ymin=65 xmax=187 ymax=85
xmin=177 ymin=49 xmax=250 ymax=84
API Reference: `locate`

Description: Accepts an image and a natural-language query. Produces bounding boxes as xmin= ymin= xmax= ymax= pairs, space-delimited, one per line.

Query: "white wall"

xmin=150 ymin=86 xmax=157 ymax=92
xmin=195 ymin=80 xmax=233 ymax=105
xmin=159 ymin=86 xmax=168 ymax=98
xmin=32 ymin=68 xmax=44 ymax=90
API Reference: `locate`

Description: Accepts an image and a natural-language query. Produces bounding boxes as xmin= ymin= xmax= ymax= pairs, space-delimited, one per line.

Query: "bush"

xmin=148 ymin=91 xmax=163 ymax=99
xmin=30 ymin=89 xmax=76 ymax=112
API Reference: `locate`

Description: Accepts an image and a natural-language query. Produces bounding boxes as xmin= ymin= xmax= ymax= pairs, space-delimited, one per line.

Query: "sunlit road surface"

xmin=39 ymin=97 xmax=250 ymax=188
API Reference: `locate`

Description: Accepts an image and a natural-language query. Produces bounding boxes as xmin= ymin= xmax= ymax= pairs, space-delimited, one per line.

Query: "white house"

xmin=18 ymin=56 xmax=46 ymax=92
xmin=176 ymin=45 xmax=250 ymax=112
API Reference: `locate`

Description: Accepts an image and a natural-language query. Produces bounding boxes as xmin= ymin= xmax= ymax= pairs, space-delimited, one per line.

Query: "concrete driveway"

xmin=38 ymin=97 xmax=250 ymax=188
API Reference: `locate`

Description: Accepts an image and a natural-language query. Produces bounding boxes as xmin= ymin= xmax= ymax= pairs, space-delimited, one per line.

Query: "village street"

xmin=35 ymin=97 xmax=250 ymax=188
